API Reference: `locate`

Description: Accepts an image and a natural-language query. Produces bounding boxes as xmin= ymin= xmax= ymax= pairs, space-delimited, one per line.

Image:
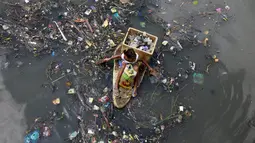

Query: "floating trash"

xmin=193 ymin=0 xmax=198 ymax=5
xmin=42 ymin=126 xmax=51 ymax=137
xmin=140 ymin=22 xmax=146 ymax=27
xmin=67 ymin=88 xmax=76 ymax=94
xmin=193 ymin=73 xmax=204 ymax=85
xmin=88 ymin=97 xmax=94 ymax=103
xmin=24 ymin=130 xmax=39 ymax=143
xmin=162 ymin=40 xmax=168 ymax=46
xmin=69 ymin=131 xmax=79 ymax=140
xmin=52 ymin=98 xmax=60 ymax=105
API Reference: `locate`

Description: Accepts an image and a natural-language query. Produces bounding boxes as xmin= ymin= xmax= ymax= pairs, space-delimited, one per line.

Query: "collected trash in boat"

xmin=123 ymin=28 xmax=158 ymax=57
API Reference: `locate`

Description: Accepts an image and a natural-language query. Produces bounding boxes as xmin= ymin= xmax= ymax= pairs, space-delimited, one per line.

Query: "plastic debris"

xmin=51 ymin=51 xmax=55 ymax=57
xmin=24 ymin=130 xmax=39 ymax=143
xmin=74 ymin=18 xmax=86 ymax=23
xmin=204 ymin=30 xmax=209 ymax=35
xmin=67 ymin=88 xmax=76 ymax=94
xmin=102 ymin=19 xmax=109 ymax=27
xmin=189 ymin=61 xmax=196 ymax=70
xmin=177 ymin=41 xmax=183 ymax=50
xmin=162 ymin=40 xmax=168 ymax=46
xmin=2 ymin=25 xmax=9 ymax=30
xmin=107 ymin=39 xmax=116 ymax=47
xmin=221 ymin=72 xmax=228 ymax=75
xmin=85 ymin=9 xmax=92 ymax=15
xmin=98 ymin=95 xmax=109 ymax=103
xmin=16 ymin=61 xmax=24 ymax=67
xmin=193 ymin=0 xmax=198 ymax=5
xmin=225 ymin=5 xmax=230 ymax=10
xmin=161 ymin=78 xmax=167 ymax=84
xmin=216 ymin=8 xmax=222 ymax=13
xmin=220 ymin=14 xmax=228 ymax=21
xmin=52 ymin=98 xmax=60 ymax=105
xmin=2 ymin=62 xmax=10 ymax=69
xmin=160 ymin=125 xmax=165 ymax=131
xmin=111 ymin=8 xmax=117 ymax=13
xmin=93 ymin=105 xmax=100 ymax=110
xmin=176 ymin=115 xmax=183 ymax=123
xmin=89 ymin=97 xmax=94 ymax=103
xmin=53 ymin=21 xmax=67 ymax=41
xmin=65 ymin=81 xmax=72 ymax=87
xmin=42 ymin=126 xmax=51 ymax=137
xmin=193 ymin=73 xmax=204 ymax=85
xmin=204 ymin=38 xmax=209 ymax=46
xmin=69 ymin=131 xmax=79 ymax=140
xmin=213 ymin=55 xmax=219 ymax=62
xmin=185 ymin=110 xmax=192 ymax=117
xmin=112 ymin=131 xmax=118 ymax=137
xmin=170 ymin=46 xmax=175 ymax=51
xmin=88 ymin=129 xmax=95 ymax=135
xmin=67 ymin=41 xmax=73 ymax=46
xmin=139 ymin=22 xmax=146 ymax=28
xmin=179 ymin=106 xmax=184 ymax=112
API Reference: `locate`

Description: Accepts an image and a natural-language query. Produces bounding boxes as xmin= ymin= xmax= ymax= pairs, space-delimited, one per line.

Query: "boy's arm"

xmin=109 ymin=55 xmax=121 ymax=61
xmin=96 ymin=55 xmax=121 ymax=64
xmin=141 ymin=59 xmax=153 ymax=70
xmin=140 ymin=59 xmax=158 ymax=77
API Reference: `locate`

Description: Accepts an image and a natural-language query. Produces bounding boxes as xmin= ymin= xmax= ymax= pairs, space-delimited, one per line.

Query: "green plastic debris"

xmin=69 ymin=131 xmax=79 ymax=140
xmin=140 ymin=22 xmax=146 ymax=28
xmin=193 ymin=73 xmax=204 ymax=84
xmin=68 ymin=88 xmax=76 ymax=94
xmin=193 ymin=0 xmax=198 ymax=5
xmin=5 ymin=37 xmax=11 ymax=41
xmin=111 ymin=7 xmax=117 ymax=13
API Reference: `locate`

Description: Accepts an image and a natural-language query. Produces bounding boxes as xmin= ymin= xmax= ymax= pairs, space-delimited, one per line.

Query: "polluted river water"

xmin=1 ymin=0 xmax=255 ymax=143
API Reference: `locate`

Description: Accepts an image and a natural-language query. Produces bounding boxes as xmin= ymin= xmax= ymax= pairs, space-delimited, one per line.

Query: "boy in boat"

xmin=97 ymin=48 xmax=157 ymax=97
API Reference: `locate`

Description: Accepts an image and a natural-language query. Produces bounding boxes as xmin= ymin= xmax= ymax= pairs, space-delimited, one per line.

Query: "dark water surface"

xmin=1 ymin=0 xmax=255 ymax=143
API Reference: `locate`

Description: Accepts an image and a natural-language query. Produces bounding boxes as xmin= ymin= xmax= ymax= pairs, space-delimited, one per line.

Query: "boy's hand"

xmin=96 ymin=58 xmax=110 ymax=65
xmin=149 ymin=68 xmax=159 ymax=77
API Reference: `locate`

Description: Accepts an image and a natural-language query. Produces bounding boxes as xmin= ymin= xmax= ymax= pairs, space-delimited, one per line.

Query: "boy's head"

xmin=124 ymin=49 xmax=136 ymax=62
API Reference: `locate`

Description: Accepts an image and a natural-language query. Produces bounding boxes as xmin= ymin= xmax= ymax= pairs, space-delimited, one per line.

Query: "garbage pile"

xmin=0 ymin=0 xmax=144 ymax=59
xmin=24 ymin=94 xmax=194 ymax=143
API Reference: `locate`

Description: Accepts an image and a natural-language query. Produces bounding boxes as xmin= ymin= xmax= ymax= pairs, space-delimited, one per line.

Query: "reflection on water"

xmin=0 ymin=55 xmax=27 ymax=143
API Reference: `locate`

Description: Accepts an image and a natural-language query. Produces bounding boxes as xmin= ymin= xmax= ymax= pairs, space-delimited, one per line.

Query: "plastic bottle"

xmin=98 ymin=95 xmax=109 ymax=103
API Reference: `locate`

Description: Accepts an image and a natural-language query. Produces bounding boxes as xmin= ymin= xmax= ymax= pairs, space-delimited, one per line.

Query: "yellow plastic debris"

xmin=102 ymin=19 xmax=109 ymax=27
xmin=85 ymin=40 xmax=93 ymax=47
xmin=52 ymin=98 xmax=60 ymax=105
xmin=111 ymin=8 xmax=117 ymax=13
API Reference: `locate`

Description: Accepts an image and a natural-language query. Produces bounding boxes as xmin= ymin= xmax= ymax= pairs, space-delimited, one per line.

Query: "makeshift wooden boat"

xmin=113 ymin=28 xmax=158 ymax=108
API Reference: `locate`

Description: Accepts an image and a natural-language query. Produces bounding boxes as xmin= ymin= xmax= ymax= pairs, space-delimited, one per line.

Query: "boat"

xmin=113 ymin=28 xmax=158 ymax=108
